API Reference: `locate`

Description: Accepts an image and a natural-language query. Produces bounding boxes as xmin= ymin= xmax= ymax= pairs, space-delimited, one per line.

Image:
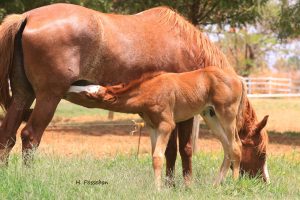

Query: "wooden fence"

xmin=243 ymin=77 xmax=300 ymax=98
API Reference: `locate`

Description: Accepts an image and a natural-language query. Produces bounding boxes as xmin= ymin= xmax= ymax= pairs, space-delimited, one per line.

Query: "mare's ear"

xmin=254 ymin=115 xmax=269 ymax=134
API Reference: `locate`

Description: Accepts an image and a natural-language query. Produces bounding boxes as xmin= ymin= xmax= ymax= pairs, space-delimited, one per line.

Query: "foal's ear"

xmin=255 ymin=115 xmax=269 ymax=133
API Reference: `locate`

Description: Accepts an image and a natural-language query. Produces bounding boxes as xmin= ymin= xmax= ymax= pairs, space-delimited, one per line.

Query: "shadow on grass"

xmin=267 ymin=131 xmax=300 ymax=146
xmin=46 ymin=119 xmax=146 ymax=137
xmin=43 ymin=119 xmax=300 ymax=146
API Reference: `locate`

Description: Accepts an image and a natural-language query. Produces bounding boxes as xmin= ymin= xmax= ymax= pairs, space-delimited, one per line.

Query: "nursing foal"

xmin=67 ymin=66 xmax=268 ymax=188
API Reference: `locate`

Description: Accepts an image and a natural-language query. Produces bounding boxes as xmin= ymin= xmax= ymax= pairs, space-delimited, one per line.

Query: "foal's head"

xmin=84 ymin=85 xmax=119 ymax=103
xmin=239 ymin=113 xmax=269 ymax=182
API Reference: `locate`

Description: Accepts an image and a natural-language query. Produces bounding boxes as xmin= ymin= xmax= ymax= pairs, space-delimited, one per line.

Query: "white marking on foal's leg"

xmin=149 ymin=128 xmax=158 ymax=155
xmin=263 ymin=160 xmax=270 ymax=184
xmin=68 ymin=85 xmax=104 ymax=94
xmin=149 ymin=128 xmax=162 ymax=190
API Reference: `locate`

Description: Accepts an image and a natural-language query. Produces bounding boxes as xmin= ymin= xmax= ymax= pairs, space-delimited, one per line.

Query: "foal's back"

xmin=137 ymin=67 xmax=241 ymax=122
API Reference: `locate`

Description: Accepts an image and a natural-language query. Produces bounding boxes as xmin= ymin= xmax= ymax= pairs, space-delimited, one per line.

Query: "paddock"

xmin=0 ymin=98 xmax=299 ymax=199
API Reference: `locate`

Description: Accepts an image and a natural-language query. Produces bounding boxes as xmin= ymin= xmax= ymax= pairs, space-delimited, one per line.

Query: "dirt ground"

xmin=10 ymin=122 xmax=300 ymax=158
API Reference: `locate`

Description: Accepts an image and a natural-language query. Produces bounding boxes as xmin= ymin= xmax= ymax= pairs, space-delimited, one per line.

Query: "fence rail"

xmin=243 ymin=76 xmax=300 ymax=98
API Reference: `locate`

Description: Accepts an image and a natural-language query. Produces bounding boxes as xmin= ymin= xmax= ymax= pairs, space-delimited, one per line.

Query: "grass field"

xmin=0 ymin=98 xmax=299 ymax=199
xmin=0 ymin=152 xmax=299 ymax=200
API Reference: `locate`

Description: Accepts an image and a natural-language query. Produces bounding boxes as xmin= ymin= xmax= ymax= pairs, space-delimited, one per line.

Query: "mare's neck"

xmin=193 ymin=32 xmax=233 ymax=72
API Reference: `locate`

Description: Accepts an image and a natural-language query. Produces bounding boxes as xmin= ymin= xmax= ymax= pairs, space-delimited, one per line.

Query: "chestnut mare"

xmin=67 ymin=66 xmax=269 ymax=188
xmin=0 ymin=4 xmax=268 ymax=185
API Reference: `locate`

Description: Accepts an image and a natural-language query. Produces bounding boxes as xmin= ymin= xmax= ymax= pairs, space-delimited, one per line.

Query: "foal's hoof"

xmin=0 ymin=161 xmax=8 ymax=167
xmin=213 ymin=179 xmax=222 ymax=187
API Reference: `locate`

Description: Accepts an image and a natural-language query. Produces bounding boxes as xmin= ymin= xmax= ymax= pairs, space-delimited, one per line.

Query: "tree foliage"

xmin=0 ymin=0 xmax=267 ymax=27
xmin=1 ymin=0 xmax=299 ymax=74
xmin=276 ymin=0 xmax=300 ymax=39
xmin=111 ymin=0 xmax=268 ymax=27
xmin=217 ymin=28 xmax=276 ymax=76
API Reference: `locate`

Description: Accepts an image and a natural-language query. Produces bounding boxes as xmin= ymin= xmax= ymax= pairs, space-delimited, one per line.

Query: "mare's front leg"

xmin=164 ymin=128 xmax=177 ymax=187
xmin=177 ymin=118 xmax=194 ymax=186
xmin=150 ymin=120 xmax=175 ymax=190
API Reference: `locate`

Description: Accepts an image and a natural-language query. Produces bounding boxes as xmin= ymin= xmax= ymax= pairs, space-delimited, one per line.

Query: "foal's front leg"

xmin=150 ymin=121 xmax=174 ymax=190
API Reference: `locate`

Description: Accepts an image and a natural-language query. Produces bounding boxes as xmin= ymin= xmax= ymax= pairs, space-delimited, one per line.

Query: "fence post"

xmin=268 ymin=77 xmax=272 ymax=94
xmin=248 ymin=79 xmax=252 ymax=94
xmin=108 ymin=111 xmax=114 ymax=120
xmin=289 ymin=78 xmax=292 ymax=94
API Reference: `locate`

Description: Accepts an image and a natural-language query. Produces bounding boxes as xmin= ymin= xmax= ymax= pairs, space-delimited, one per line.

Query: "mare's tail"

xmin=0 ymin=14 xmax=27 ymax=111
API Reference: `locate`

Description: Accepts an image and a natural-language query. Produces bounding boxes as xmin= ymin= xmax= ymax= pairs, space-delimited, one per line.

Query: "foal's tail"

xmin=0 ymin=14 xmax=27 ymax=111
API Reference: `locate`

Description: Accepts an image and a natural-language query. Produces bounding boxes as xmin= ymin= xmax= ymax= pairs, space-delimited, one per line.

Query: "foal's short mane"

xmin=237 ymin=82 xmax=268 ymax=153
xmin=106 ymin=71 xmax=165 ymax=95
xmin=141 ymin=7 xmax=232 ymax=71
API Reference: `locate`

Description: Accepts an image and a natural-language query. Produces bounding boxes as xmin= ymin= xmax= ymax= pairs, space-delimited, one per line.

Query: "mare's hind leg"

xmin=0 ymin=95 xmax=34 ymax=165
xmin=201 ymin=108 xmax=231 ymax=185
xmin=0 ymin=33 xmax=35 ymax=165
xmin=164 ymin=128 xmax=177 ymax=187
xmin=20 ymin=93 xmax=61 ymax=165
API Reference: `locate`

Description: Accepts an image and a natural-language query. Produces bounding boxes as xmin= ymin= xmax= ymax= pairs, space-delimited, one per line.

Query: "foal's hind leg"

xmin=20 ymin=93 xmax=61 ymax=165
xmin=201 ymin=108 xmax=231 ymax=185
xmin=220 ymin=121 xmax=242 ymax=180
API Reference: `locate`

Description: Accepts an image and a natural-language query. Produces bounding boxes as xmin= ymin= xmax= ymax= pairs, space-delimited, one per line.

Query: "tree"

xmin=216 ymin=27 xmax=276 ymax=76
xmin=0 ymin=0 xmax=268 ymax=28
xmin=273 ymin=55 xmax=300 ymax=72
xmin=276 ymin=0 xmax=300 ymax=39
xmin=111 ymin=0 xmax=268 ymax=27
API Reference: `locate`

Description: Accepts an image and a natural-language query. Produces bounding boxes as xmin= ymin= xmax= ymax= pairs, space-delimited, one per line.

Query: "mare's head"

xmin=238 ymin=98 xmax=270 ymax=182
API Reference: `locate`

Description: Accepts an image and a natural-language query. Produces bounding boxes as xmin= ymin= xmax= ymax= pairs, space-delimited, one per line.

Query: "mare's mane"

xmin=106 ymin=71 xmax=165 ymax=95
xmin=139 ymin=7 xmax=232 ymax=71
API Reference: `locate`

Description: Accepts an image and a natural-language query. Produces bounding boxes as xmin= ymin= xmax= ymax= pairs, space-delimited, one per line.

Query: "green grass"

xmin=0 ymin=152 xmax=299 ymax=199
xmin=54 ymin=100 xmax=106 ymax=118
xmin=53 ymin=100 xmax=140 ymax=122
